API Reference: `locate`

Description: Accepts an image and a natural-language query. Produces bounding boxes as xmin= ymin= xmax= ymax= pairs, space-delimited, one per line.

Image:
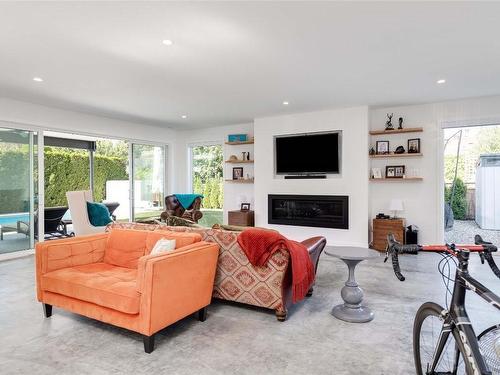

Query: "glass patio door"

xmin=0 ymin=128 xmax=37 ymax=253
xmin=131 ymin=144 xmax=166 ymax=221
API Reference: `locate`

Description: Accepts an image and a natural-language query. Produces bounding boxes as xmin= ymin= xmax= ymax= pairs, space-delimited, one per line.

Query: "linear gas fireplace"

xmin=268 ymin=194 xmax=349 ymax=229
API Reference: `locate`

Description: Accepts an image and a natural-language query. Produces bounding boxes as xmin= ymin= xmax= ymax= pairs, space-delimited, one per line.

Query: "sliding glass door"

xmin=131 ymin=144 xmax=166 ymax=221
xmin=0 ymin=128 xmax=37 ymax=253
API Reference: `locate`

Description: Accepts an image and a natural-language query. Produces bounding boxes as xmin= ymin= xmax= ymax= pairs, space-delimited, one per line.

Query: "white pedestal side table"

xmin=325 ymin=246 xmax=380 ymax=323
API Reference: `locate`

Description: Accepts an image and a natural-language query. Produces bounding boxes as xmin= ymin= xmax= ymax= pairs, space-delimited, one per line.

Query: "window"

xmin=190 ymin=144 xmax=223 ymax=227
xmin=132 ymin=144 xmax=166 ymax=221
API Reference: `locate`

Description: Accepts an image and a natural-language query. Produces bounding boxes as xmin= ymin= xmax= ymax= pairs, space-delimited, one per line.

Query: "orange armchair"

xmin=36 ymin=229 xmax=219 ymax=353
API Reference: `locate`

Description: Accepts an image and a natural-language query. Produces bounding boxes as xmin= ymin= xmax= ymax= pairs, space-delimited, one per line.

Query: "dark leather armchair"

xmin=160 ymin=195 xmax=203 ymax=223
xmin=277 ymin=236 xmax=326 ymax=321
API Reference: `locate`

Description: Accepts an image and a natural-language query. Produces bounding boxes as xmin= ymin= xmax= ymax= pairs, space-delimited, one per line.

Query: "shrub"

xmin=44 ymin=149 xmax=128 ymax=207
xmin=444 ymin=178 xmax=468 ymax=220
xmin=193 ymin=176 xmax=223 ymax=210
xmin=0 ymin=149 xmax=128 ymax=213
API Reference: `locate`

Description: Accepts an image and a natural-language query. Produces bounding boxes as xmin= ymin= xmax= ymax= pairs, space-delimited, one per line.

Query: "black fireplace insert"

xmin=268 ymin=194 xmax=348 ymax=229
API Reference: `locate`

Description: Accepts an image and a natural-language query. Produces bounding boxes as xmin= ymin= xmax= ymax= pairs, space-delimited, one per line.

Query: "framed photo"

xmin=241 ymin=203 xmax=250 ymax=211
xmin=386 ymin=165 xmax=405 ymax=178
xmin=408 ymin=138 xmax=420 ymax=153
xmin=232 ymin=167 xmax=244 ymax=180
xmin=371 ymin=167 xmax=382 ymax=179
xmin=376 ymin=140 xmax=390 ymax=154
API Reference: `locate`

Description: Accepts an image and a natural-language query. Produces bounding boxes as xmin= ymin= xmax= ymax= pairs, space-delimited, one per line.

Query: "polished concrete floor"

xmin=0 ymin=251 xmax=498 ymax=374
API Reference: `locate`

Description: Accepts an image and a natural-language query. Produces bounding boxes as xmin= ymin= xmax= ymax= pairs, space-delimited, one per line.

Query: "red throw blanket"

xmin=237 ymin=228 xmax=315 ymax=303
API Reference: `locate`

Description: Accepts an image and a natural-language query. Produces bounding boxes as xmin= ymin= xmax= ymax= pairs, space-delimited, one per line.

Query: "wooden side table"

xmin=228 ymin=210 xmax=255 ymax=227
xmin=372 ymin=218 xmax=405 ymax=251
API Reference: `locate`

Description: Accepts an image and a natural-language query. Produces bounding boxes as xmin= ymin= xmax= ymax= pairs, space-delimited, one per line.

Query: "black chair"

xmin=34 ymin=206 xmax=70 ymax=240
xmin=103 ymin=202 xmax=120 ymax=221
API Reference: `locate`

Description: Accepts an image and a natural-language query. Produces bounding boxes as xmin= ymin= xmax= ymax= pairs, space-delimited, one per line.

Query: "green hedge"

xmin=0 ymin=149 xmax=128 ymax=213
xmin=0 ymin=150 xmax=30 ymax=214
xmin=193 ymin=176 xmax=223 ymax=209
xmin=44 ymin=149 xmax=128 ymax=207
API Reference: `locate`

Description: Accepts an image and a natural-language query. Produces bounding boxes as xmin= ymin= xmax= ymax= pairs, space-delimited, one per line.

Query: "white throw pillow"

xmin=150 ymin=238 xmax=176 ymax=255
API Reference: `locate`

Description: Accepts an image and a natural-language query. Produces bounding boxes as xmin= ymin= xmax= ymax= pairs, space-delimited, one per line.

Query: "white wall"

xmin=370 ymin=95 xmax=500 ymax=244
xmin=254 ymin=106 xmax=369 ymax=245
xmin=174 ymin=122 xmax=254 ymax=223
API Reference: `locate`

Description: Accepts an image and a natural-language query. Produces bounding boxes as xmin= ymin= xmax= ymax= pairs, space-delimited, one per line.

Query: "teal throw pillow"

xmin=86 ymin=202 xmax=112 ymax=227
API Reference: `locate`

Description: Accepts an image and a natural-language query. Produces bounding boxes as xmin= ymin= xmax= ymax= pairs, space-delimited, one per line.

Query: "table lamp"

xmin=389 ymin=199 xmax=404 ymax=219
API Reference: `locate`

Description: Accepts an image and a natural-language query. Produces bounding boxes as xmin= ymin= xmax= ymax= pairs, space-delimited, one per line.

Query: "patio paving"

xmin=0 ymin=232 xmax=30 ymax=254
xmin=444 ymin=219 xmax=500 ymax=245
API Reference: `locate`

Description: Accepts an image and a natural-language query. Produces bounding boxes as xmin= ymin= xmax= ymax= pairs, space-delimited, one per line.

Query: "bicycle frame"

xmin=429 ymin=250 xmax=500 ymax=374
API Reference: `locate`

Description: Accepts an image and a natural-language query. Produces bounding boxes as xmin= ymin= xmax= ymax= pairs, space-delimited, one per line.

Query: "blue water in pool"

xmin=0 ymin=213 xmax=29 ymax=226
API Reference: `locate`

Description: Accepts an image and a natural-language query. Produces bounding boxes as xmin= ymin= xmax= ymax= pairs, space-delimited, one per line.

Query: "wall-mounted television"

xmin=275 ymin=131 xmax=341 ymax=175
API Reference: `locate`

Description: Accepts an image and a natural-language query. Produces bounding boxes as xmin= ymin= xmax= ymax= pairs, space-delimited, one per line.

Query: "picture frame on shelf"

xmin=232 ymin=167 xmax=244 ymax=180
xmin=408 ymin=138 xmax=420 ymax=153
xmin=371 ymin=167 xmax=382 ymax=179
xmin=376 ymin=140 xmax=390 ymax=154
xmin=240 ymin=203 xmax=250 ymax=211
xmin=386 ymin=165 xmax=405 ymax=178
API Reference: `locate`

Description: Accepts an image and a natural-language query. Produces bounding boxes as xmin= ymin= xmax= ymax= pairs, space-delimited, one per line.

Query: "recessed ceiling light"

xmin=162 ymin=39 xmax=173 ymax=46
xmin=282 ymin=101 xmax=289 ymax=105
xmin=33 ymin=77 xmax=43 ymax=82
xmin=181 ymin=115 xmax=187 ymax=119
xmin=437 ymin=79 xmax=446 ymax=84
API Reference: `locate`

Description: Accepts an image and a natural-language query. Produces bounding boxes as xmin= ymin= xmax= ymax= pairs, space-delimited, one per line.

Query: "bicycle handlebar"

xmin=385 ymin=234 xmax=421 ymax=281
xmin=475 ymin=235 xmax=500 ymax=278
xmin=385 ymin=233 xmax=500 ymax=281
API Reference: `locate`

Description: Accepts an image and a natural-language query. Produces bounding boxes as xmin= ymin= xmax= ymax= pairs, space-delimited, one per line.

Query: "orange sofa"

xmin=35 ymin=228 xmax=219 ymax=353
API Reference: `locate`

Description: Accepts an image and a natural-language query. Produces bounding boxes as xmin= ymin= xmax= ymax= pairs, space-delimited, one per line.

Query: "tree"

xmin=474 ymin=126 xmax=500 ymax=154
xmin=444 ymin=154 xmax=465 ymax=183
xmin=209 ymin=179 xmax=220 ymax=208
xmin=191 ymin=145 xmax=224 ymax=209
xmin=444 ymin=178 xmax=468 ymax=220
xmin=192 ymin=145 xmax=223 ymax=183
xmin=203 ymin=180 xmax=212 ymax=209
xmin=96 ymin=140 xmax=129 ymax=159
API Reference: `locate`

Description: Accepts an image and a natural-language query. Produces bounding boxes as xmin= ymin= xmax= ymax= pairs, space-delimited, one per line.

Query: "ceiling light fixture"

xmin=282 ymin=101 xmax=289 ymax=105
xmin=181 ymin=115 xmax=187 ymax=119
xmin=437 ymin=79 xmax=446 ymax=84
xmin=162 ymin=39 xmax=173 ymax=46
xmin=33 ymin=77 xmax=43 ymax=82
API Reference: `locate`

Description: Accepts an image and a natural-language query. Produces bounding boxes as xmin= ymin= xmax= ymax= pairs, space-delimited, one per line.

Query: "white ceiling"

xmin=1 ymin=2 xmax=500 ymax=130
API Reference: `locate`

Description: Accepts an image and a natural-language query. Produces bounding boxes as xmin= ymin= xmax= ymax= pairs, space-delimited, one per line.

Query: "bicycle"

xmin=386 ymin=234 xmax=500 ymax=374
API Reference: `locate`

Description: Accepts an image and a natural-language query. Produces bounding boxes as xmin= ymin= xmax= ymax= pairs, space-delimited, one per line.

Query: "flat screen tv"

xmin=275 ymin=131 xmax=341 ymax=175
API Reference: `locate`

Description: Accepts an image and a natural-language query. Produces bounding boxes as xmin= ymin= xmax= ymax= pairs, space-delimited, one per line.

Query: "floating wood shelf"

xmin=225 ymin=140 xmax=254 ymax=145
xmin=225 ymin=159 xmax=254 ymax=164
xmin=370 ymin=153 xmax=423 ymax=158
xmin=369 ymin=127 xmax=423 ymax=136
xmin=225 ymin=179 xmax=254 ymax=183
xmin=369 ymin=177 xmax=423 ymax=182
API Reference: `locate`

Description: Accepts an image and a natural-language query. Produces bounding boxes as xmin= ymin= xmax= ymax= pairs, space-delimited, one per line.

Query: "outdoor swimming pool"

xmin=0 ymin=213 xmax=29 ymax=226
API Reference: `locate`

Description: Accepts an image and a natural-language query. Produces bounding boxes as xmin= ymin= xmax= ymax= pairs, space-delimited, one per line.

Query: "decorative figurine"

xmin=398 ymin=117 xmax=403 ymax=130
xmin=241 ymin=152 xmax=246 ymax=161
xmin=246 ymin=152 xmax=250 ymax=161
xmin=369 ymin=147 xmax=376 ymax=155
xmin=385 ymin=113 xmax=394 ymax=130
xmin=394 ymin=146 xmax=405 ymax=154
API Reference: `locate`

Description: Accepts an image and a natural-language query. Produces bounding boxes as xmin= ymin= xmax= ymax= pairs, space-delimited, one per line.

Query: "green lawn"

xmin=198 ymin=209 xmax=223 ymax=228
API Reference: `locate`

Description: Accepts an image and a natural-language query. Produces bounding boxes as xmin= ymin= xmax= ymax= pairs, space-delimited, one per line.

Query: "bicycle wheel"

xmin=478 ymin=325 xmax=500 ymax=373
xmin=413 ymin=302 xmax=469 ymax=374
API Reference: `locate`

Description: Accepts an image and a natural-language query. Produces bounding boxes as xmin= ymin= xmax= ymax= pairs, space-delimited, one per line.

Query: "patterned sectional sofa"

xmin=108 ymin=222 xmax=326 ymax=321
